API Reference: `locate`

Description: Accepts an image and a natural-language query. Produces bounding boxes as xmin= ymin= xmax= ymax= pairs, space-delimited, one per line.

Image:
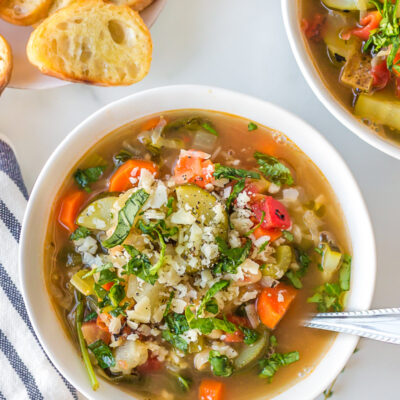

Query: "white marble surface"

xmin=1 ymin=0 xmax=399 ymax=399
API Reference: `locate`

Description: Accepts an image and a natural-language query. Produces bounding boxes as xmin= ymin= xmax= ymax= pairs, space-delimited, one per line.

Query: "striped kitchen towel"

xmin=0 ymin=134 xmax=80 ymax=400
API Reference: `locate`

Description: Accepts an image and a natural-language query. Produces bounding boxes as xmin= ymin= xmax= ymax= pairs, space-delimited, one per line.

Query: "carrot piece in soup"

xmin=81 ymin=321 xmax=111 ymax=345
xmin=257 ymin=283 xmax=297 ymax=330
xmin=173 ymin=149 xmax=215 ymax=188
xmin=199 ymin=379 xmax=225 ymax=400
xmin=58 ymin=190 xmax=87 ymax=232
xmin=141 ymin=117 xmax=162 ymax=131
xmin=253 ymin=226 xmax=282 ymax=242
xmin=109 ymin=159 xmax=158 ymax=192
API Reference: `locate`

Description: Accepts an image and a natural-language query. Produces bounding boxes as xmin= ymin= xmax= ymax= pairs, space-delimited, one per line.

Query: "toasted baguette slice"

xmin=33 ymin=0 xmax=76 ymax=26
xmin=27 ymin=0 xmax=152 ymax=86
xmin=110 ymin=0 xmax=153 ymax=11
xmin=0 ymin=0 xmax=52 ymax=25
xmin=0 ymin=35 xmax=12 ymax=94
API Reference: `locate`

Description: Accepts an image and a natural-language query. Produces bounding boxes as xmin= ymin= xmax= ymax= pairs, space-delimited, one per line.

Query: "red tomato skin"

xmin=251 ymin=195 xmax=291 ymax=230
xmin=371 ymin=61 xmax=390 ymax=90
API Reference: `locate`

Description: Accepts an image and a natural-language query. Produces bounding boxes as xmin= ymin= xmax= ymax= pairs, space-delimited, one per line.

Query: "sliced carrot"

xmin=199 ymin=379 xmax=225 ymax=400
xmin=253 ymin=226 xmax=282 ymax=242
xmin=109 ymin=159 xmax=158 ymax=192
xmin=101 ymin=281 xmax=114 ymax=291
xmin=141 ymin=117 xmax=162 ymax=132
xmin=257 ymin=283 xmax=297 ymax=330
xmin=58 ymin=190 xmax=87 ymax=232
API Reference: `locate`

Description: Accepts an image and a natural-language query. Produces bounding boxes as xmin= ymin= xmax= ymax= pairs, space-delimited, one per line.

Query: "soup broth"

xmin=300 ymin=0 xmax=400 ymax=145
xmin=45 ymin=110 xmax=351 ymax=400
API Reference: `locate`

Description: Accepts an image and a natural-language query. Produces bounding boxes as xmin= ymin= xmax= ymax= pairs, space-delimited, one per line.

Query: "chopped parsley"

xmin=248 ymin=122 xmax=258 ymax=131
xmin=74 ymin=165 xmax=107 ymax=192
xmin=209 ymin=350 xmax=234 ymax=377
xmin=254 ymin=152 xmax=294 ymax=186
xmin=123 ymin=245 xmax=158 ymax=285
xmin=308 ymin=255 xmax=351 ymax=312
xmin=259 ymin=351 xmax=299 ymax=381
xmin=70 ymin=226 xmax=91 ymax=241
xmin=213 ymin=237 xmax=252 ymax=275
xmin=197 ymin=280 xmax=230 ymax=316
xmin=112 ymin=149 xmax=132 ymax=167
xmin=88 ymin=340 xmax=115 ymax=369
xmin=285 ymin=248 xmax=311 ymax=289
xmin=213 ymin=164 xmax=260 ymax=180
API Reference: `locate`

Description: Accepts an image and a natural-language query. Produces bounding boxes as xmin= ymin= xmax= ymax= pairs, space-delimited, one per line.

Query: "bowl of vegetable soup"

xmin=19 ymin=85 xmax=376 ymax=400
xmin=282 ymin=0 xmax=400 ymax=159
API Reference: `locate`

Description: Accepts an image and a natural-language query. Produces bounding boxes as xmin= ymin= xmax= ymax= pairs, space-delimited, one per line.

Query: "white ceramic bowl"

xmin=19 ymin=85 xmax=376 ymax=400
xmin=0 ymin=0 xmax=166 ymax=90
xmin=282 ymin=0 xmax=400 ymax=160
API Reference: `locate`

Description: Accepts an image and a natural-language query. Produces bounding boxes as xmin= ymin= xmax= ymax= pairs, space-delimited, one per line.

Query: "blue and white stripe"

xmin=0 ymin=135 xmax=79 ymax=400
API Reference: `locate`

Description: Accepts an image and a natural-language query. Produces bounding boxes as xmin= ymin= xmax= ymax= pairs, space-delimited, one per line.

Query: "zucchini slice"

xmin=77 ymin=196 xmax=118 ymax=231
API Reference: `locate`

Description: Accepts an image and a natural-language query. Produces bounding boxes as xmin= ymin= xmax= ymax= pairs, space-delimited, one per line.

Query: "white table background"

xmin=1 ymin=1 xmax=399 ymax=399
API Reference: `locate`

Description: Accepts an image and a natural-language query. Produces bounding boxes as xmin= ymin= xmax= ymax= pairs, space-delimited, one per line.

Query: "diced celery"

xmin=77 ymin=196 xmax=118 ymax=231
xmin=189 ymin=336 xmax=205 ymax=354
xmin=234 ymin=331 xmax=269 ymax=370
xmin=321 ymin=243 xmax=342 ymax=280
xmin=322 ymin=0 xmax=372 ymax=10
xmin=70 ymin=270 xmax=95 ymax=296
xmin=262 ymin=245 xmax=293 ymax=279
xmin=354 ymin=93 xmax=400 ymax=132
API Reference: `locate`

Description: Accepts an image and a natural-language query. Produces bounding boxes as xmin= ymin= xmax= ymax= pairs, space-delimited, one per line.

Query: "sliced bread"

xmin=110 ymin=0 xmax=153 ymax=11
xmin=0 ymin=34 xmax=12 ymax=94
xmin=27 ymin=0 xmax=152 ymax=86
xmin=0 ymin=0 xmax=53 ymax=25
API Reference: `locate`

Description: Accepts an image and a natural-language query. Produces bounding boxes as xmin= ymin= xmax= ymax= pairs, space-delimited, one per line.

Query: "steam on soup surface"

xmin=301 ymin=0 xmax=400 ymax=144
xmin=45 ymin=110 xmax=352 ymax=400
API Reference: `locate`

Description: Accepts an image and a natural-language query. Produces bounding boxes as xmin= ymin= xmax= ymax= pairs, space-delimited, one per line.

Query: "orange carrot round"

xmin=58 ymin=190 xmax=86 ymax=232
xmin=199 ymin=379 xmax=225 ymax=400
xmin=109 ymin=159 xmax=158 ymax=192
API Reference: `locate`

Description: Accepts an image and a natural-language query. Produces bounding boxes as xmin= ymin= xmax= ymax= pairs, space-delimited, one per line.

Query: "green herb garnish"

xmin=254 ymin=152 xmax=293 ymax=186
xmin=285 ymin=248 xmax=311 ymax=289
xmin=259 ymin=351 xmax=299 ymax=381
xmin=213 ymin=237 xmax=252 ymax=275
xmin=74 ymin=165 xmax=107 ymax=192
xmin=88 ymin=340 xmax=116 ymax=369
xmin=102 ymin=189 xmax=149 ymax=248
xmin=123 ymin=245 xmax=158 ymax=285
xmin=248 ymin=122 xmax=258 ymax=131
xmin=209 ymin=350 xmax=234 ymax=377
xmin=70 ymin=226 xmax=91 ymax=241
xmin=197 ymin=280 xmax=230 ymax=316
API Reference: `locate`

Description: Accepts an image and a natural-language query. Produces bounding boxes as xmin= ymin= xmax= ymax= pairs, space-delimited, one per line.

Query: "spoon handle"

xmin=304 ymin=308 xmax=400 ymax=344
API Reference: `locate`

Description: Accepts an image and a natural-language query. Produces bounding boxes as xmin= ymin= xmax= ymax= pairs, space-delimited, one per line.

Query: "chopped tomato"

xmin=141 ymin=117 xmax=163 ymax=132
xmin=137 ymin=354 xmax=163 ymax=374
xmin=173 ymin=149 xmax=215 ymax=188
xmin=199 ymin=379 xmax=225 ymax=400
xmin=371 ymin=60 xmax=390 ymax=90
xmin=301 ymin=14 xmax=326 ymax=42
xmin=256 ymin=283 xmax=297 ymax=330
xmin=101 ymin=281 xmax=114 ymax=291
xmin=223 ymin=315 xmax=250 ymax=343
xmin=251 ymin=195 xmax=291 ymax=230
xmin=345 ymin=11 xmax=381 ymax=41
xmin=109 ymin=159 xmax=158 ymax=192
xmin=58 ymin=190 xmax=87 ymax=232
xmin=81 ymin=320 xmax=111 ymax=345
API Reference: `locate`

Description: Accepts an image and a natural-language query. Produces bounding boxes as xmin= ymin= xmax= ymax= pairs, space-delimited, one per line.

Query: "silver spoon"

xmin=304 ymin=308 xmax=400 ymax=344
